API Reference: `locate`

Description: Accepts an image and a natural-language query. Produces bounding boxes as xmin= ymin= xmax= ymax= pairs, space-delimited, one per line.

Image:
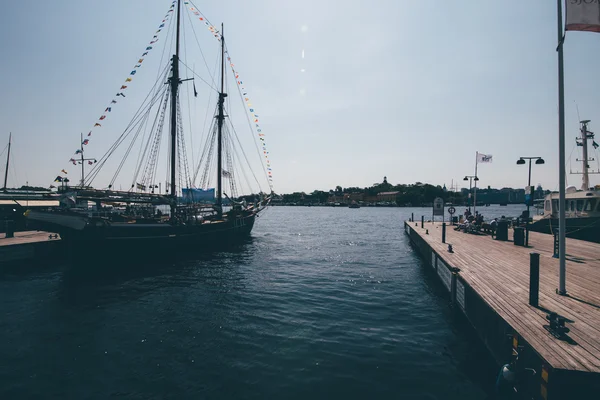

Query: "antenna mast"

xmin=574 ymin=120 xmax=599 ymax=190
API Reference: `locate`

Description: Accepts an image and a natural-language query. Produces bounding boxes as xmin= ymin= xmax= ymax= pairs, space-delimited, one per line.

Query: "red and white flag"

xmin=566 ymin=0 xmax=600 ymax=33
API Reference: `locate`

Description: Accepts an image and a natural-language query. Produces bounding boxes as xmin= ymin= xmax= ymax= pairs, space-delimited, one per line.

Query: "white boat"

xmin=530 ymin=120 xmax=600 ymax=242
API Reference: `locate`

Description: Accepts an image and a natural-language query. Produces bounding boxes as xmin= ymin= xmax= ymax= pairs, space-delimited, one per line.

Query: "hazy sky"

xmin=1 ymin=0 xmax=600 ymax=194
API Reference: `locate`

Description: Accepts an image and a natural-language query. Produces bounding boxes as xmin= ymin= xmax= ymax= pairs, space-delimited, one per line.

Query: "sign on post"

xmin=433 ymin=197 xmax=444 ymax=222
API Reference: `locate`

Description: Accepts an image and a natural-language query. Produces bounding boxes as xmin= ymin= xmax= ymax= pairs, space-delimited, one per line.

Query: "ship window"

xmin=545 ymin=200 xmax=551 ymax=211
xmin=577 ymin=200 xmax=584 ymax=211
xmin=585 ymin=199 xmax=596 ymax=211
xmin=552 ymin=199 xmax=559 ymax=211
xmin=570 ymin=201 xmax=575 ymax=211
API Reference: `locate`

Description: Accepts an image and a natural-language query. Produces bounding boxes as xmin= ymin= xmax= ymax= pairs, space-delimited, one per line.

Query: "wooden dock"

xmin=0 ymin=231 xmax=63 ymax=265
xmin=405 ymin=220 xmax=600 ymax=399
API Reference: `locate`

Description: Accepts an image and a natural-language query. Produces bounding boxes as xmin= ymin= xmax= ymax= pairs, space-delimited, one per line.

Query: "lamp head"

xmin=463 ymin=177 xmax=468 ymax=181
xmin=535 ymin=158 xmax=545 ymax=165
xmin=516 ymin=158 xmax=526 ymax=165
xmin=474 ymin=177 xmax=479 ymax=181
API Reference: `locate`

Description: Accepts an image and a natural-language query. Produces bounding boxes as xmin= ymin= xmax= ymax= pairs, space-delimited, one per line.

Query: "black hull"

xmin=56 ymin=213 xmax=257 ymax=263
xmin=529 ymin=216 xmax=600 ymax=243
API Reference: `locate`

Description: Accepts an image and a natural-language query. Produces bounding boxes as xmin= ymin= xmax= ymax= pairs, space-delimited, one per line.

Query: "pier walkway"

xmin=405 ymin=220 xmax=600 ymax=399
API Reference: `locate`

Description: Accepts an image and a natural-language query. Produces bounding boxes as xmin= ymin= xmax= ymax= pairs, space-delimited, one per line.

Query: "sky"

xmin=1 ymin=0 xmax=600 ymax=195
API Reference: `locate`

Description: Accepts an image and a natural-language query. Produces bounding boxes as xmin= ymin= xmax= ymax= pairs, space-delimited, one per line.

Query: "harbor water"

xmin=1 ymin=205 xmax=525 ymax=399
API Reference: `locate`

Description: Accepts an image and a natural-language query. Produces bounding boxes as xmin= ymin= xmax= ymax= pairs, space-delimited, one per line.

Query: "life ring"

xmin=448 ymin=206 xmax=456 ymax=214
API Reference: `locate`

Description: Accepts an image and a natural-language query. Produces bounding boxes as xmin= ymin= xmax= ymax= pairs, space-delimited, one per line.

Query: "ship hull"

xmin=528 ymin=216 xmax=600 ymax=243
xmin=27 ymin=210 xmax=257 ymax=263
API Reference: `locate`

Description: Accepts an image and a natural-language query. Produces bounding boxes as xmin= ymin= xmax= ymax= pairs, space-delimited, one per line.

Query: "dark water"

xmin=1 ymin=205 xmax=525 ymax=399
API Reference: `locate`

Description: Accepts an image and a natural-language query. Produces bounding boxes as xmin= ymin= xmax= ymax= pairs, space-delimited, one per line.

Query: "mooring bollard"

xmin=442 ymin=223 xmax=446 ymax=243
xmin=5 ymin=220 xmax=15 ymax=239
xmin=411 ymin=212 xmax=414 ymax=222
xmin=421 ymin=215 xmax=424 ymax=229
xmin=553 ymin=232 xmax=559 ymax=258
xmin=529 ymin=252 xmax=540 ymax=307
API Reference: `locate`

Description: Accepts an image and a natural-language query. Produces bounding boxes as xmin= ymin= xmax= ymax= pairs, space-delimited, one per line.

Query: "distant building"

xmin=377 ymin=191 xmax=399 ymax=202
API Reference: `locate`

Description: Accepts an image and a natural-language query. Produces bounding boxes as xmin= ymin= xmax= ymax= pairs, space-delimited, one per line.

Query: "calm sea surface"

xmin=0 ymin=205 xmax=526 ymax=399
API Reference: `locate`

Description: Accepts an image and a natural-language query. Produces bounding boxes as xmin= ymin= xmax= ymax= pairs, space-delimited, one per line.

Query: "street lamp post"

xmin=516 ymin=157 xmax=545 ymax=247
xmin=463 ymin=175 xmax=479 ymax=214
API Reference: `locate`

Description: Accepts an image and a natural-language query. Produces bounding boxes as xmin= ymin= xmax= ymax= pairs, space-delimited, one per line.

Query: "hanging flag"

xmin=87 ymin=132 xmax=92 ymax=137
xmin=120 ymin=85 xmax=128 ymax=90
xmin=222 ymin=170 xmax=232 ymax=177
xmin=61 ymin=169 xmax=68 ymax=174
xmin=566 ymin=1 xmax=600 ymax=32
xmin=99 ymin=115 xmax=106 ymax=120
xmin=69 ymin=158 xmax=75 ymax=163
xmin=94 ymin=123 xmax=101 ymax=127
xmin=54 ymin=176 xmax=64 ymax=182
xmin=193 ymin=80 xmax=198 ymax=97
xmin=75 ymin=149 xmax=82 ymax=154
xmin=130 ymin=70 xmax=137 ymax=75
xmin=476 ymin=152 xmax=493 ymax=163
xmin=111 ymin=99 xmax=117 ymax=104
xmin=117 ymin=92 xmax=126 ymax=97
xmin=136 ymin=182 xmax=146 ymax=191
xmin=142 ymin=52 xmax=148 ymax=56
xmin=594 ymin=141 xmax=599 ymax=149
xmin=88 ymin=161 xmax=93 ymax=165
xmin=105 ymin=107 xmax=112 ymax=112
xmin=82 ymin=139 xmax=89 ymax=145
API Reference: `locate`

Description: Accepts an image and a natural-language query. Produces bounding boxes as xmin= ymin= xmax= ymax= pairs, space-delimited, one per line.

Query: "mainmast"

xmin=216 ymin=24 xmax=227 ymax=219
xmin=169 ymin=0 xmax=182 ymax=216
xmin=2 ymin=132 xmax=11 ymax=192
xmin=575 ymin=120 xmax=599 ymax=191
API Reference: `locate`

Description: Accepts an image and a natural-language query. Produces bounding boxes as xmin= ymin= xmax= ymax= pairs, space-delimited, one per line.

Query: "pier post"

xmin=5 ymin=220 xmax=15 ymax=239
xmin=553 ymin=232 xmax=559 ymax=258
xmin=442 ymin=223 xmax=446 ymax=243
xmin=421 ymin=216 xmax=424 ymax=229
xmin=411 ymin=212 xmax=414 ymax=222
xmin=529 ymin=252 xmax=540 ymax=307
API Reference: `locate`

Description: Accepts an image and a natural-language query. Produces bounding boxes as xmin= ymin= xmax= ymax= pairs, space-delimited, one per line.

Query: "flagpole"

xmin=474 ymin=152 xmax=478 ymax=216
xmin=557 ymin=0 xmax=567 ymax=295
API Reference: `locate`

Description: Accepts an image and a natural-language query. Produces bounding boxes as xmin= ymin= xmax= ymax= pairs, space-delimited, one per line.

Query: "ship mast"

xmin=216 ymin=24 xmax=227 ymax=219
xmin=575 ymin=120 xmax=599 ymax=191
xmin=169 ymin=0 xmax=182 ymax=216
xmin=2 ymin=132 xmax=10 ymax=192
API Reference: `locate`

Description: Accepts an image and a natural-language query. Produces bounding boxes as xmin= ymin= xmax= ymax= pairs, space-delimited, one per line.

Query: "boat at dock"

xmin=529 ymin=120 xmax=600 ymax=242
xmin=25 ymin=0 xmax=272 ymax=259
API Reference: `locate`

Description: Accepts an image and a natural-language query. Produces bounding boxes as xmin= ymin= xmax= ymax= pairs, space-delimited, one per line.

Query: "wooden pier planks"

xmin=408 ymin=221 xmax=600 ymax=373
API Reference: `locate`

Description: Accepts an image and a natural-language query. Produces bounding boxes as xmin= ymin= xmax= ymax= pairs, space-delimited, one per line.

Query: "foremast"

xmin=168 ymin=0 xmax=182 ymax=217
xmin=216 ymin=24 xmax=227 ymax=219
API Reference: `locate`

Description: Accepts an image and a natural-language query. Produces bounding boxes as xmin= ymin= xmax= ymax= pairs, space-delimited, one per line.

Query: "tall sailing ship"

xmin=26 ymin=0 xmax=273 ymax=257
xmin=529 ymin=120 xmax=600 ymax=242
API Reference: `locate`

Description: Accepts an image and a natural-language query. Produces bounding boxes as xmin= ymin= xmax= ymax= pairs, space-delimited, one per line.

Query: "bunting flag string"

xmin=184 ymin=1 xmax=273 ymax=189
xmin=55 ymin=1 xmax=177 ymax=180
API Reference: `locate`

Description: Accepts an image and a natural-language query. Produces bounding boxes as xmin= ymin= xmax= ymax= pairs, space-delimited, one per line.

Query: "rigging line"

xmin=110 ymin=111 xmax=151 ymax=188
xmin=225 ymin=116 xmax=263 ymax=192
xmin=81 ymin=62 xmax=171 ymax=173
xmin=86 ymin=82 xmax=170 ymax=186
xmin=131 ymin=92 xmax=160 ymax=185
xmin=229 ymin=64 xmax=271 ymax=187
xmin=193 ymin=53 xmax=220 ymax=183
xmin=154 ymin=3 xmax=177 ymax=85
xmin=179 ymin=60 xmax=218 ymax=92
xmin=141 ymin=90 xmax=170 ymax=188
xmin=224 ymin=45 xmax=272 ymax=189
xmin=183 ymin=2 xmax=218 ymax=88
xmin=86 ymin=82 xmax=167 ymax=185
